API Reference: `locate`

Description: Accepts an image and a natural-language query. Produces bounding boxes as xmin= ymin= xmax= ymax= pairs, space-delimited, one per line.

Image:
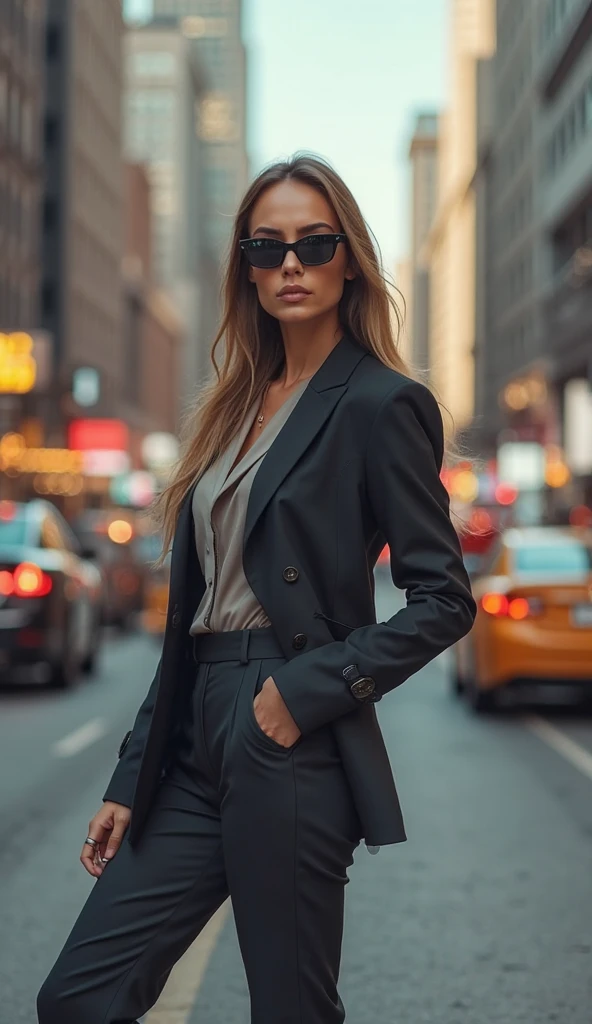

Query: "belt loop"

xmin=239 ymin=629 xmax=250 ymax=664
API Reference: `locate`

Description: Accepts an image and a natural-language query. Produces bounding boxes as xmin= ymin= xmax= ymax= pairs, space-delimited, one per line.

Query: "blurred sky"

xmin=124 ymin=0 xmax=448 ymax=270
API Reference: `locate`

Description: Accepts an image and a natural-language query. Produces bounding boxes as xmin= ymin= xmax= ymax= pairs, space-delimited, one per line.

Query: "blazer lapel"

xmin=243 ymin=332 xmax=368 ymax=553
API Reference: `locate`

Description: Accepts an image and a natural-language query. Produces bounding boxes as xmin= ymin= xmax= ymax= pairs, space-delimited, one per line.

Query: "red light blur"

xmin=508 ymin=597 xmax=530 ymax=620
xmin=13 ymin=562 xmax=53 ymax=598
xmin=482 ymin=592 xmax=509 ymax=616
xmin=0 ymin=500 xmax=17 ymax=521
xmin=470 ymin=508 xmax=494 ymax=534
xmin=495 ymin=483 xmax=518 ymax=506
xmin=68 ymin=418 xmax=129 ymax=452
xmin=569 ymin=505 xmax=592 ymax=528
xmin=0 ymin=570 xmax=14 ymax=595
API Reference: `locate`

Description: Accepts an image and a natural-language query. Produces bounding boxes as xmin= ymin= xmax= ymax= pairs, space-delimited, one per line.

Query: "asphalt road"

xmin=2 ymin=571 xmax=592 ymax=1023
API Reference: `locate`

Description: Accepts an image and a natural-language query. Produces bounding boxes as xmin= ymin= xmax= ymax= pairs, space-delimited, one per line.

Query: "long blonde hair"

xmin=151 ymin=152 xmax=412 ymax=560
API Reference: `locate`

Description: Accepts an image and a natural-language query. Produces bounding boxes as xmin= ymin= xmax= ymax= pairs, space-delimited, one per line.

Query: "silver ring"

xmin=84 ymin=837 xmax=98 ymax=848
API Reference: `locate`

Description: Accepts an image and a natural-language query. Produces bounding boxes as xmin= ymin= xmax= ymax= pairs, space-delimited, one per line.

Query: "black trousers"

xmin=37 ymin=626 xmax=361 ymax=1024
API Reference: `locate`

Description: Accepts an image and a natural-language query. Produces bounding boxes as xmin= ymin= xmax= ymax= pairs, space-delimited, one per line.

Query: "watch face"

xmin=352 ymin=677 xmax=375 ymax=698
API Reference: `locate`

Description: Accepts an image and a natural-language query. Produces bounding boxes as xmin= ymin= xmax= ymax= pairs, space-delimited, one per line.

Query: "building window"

xmin=131 ymin=51 xmax=175 ymax=77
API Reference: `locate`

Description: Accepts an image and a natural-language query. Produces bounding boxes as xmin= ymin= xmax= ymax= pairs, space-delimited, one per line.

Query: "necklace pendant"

xmin=257 ymin=414 xmax=264 ymax=426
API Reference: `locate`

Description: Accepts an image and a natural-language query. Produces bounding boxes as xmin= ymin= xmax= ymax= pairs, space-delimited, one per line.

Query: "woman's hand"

xmin=81 ymin=802 xmax=131 ymax=878
xmin=253 ymin=675 xmax=301 ymax=748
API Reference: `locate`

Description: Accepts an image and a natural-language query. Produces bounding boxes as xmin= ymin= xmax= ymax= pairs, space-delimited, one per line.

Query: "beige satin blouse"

xmin=189 ymin=378 xmax=310 ymax=635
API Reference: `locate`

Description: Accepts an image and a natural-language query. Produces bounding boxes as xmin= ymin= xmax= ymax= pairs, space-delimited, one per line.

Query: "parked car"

xmin=0 ymin=499 xmax=104 ymax=687
xmin=71 ymin=509 xmax=144 ymax=631
xmin=453 ymin=526 xmax=592 ymax=711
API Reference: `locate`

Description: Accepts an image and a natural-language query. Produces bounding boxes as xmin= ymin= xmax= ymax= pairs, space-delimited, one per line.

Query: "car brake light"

xmin=0 ymin=570 xmax=14 ymax=596
xmin=482 ymin=593 xmax=509 ymax=616
xmin=13 ymin=562 xmax=53 ymax=598
xmin=508 ymin=597 xmax=529 ymax=620
xmin=0 ymin=500 xmax=17 ymax=521
xmin=481 ymin=592 xmax=542 ymax=619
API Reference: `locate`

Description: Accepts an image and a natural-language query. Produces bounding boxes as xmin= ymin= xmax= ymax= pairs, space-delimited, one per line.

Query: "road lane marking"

xmin=51 ymin=718 xmax=108 ymax=758
xmin=525 ymin=715 xmax=592 ymax=782
xmin=146 ymin=901 xmax=230 ymax=1023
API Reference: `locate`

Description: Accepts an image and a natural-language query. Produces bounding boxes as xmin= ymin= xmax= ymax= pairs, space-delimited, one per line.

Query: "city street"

xmin=1 ymin=571 xmax=591 ymax=1023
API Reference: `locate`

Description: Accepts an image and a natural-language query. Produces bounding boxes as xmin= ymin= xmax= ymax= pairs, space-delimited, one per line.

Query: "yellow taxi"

xmin=453 ymin=526 xmax=592 ymax=711
xmin=137 ymin=535 xmax=171 ymax=641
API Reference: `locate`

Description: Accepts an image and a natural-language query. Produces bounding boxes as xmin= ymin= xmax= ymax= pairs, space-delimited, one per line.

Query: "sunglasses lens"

xmin=297 ymin=236 xmax=337 ymax=265
xmin=244 ymin=240 xmax=283 ymax=268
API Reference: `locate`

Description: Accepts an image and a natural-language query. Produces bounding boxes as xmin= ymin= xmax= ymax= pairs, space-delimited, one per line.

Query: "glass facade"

xmin=0 ymin=0 xmax=45 ymax=330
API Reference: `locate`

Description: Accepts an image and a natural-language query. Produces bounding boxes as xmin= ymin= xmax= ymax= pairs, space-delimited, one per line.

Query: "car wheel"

xmin=451 ymin=660 xmax=465 ymax=696
xmin=81 ymin=639 xmax=99 ymax=675
xmin=49 ymin=619 xmax=79 ymax=690
xmin=465 ymin=679 xmax=499 ymax=713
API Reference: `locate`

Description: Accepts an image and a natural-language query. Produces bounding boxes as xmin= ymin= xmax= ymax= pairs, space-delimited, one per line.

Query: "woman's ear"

xmin=248 ymin=265 xmax=255 ymax=283
xmin=344 ymin=263 xmax=357 ymax=281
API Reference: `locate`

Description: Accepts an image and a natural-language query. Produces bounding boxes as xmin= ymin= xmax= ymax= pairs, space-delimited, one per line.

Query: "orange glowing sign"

xmin=0 ymin=333 xmax=37 ymax=393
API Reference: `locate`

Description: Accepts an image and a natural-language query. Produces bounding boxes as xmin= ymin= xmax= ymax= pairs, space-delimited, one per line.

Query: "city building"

xmin=40 ymin=0 xmax=124 ymax=445
xmin=421 ymin=0 xmax=496 ymax=435
xmin=124 ymin=23 xmax=210 ymax=408
xmin=537 ymin=0 xmax=592 ymax=508
xmin=406 ymin=112 xmax=439 ymax=375
xmin=151 ymin=0 xmax=249 ymax=260
xmin=122 ymin=162 xmax=182 ymax=446
xmin=474 ymin=0 xmax=549 ymax=460
xmin=0 ymin=0 xmax=47 ymax=437
xmin=394 ymin=258 xmax=413 ymax=366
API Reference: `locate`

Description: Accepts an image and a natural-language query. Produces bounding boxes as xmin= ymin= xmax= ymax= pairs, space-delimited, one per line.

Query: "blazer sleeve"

xmin=102 ymin=657 xmax=162 ymax=808
xmin=271 ymin=379 xmax=477 ymax=736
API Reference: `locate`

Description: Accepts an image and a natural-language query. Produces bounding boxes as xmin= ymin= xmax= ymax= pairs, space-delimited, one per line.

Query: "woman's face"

xmin=245 ymin=179 xmax=355 ymax=326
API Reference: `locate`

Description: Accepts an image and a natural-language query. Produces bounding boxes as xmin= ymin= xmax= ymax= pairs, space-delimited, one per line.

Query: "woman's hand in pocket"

xmin=253 ymin=676 xmax=301 ymax=748
xmin=81 ymin=802 xmax=131 ymax=878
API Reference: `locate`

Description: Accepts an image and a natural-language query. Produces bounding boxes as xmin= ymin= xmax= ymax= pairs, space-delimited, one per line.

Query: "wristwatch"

xmin=342 ymin=664 xmax=381 ymax=703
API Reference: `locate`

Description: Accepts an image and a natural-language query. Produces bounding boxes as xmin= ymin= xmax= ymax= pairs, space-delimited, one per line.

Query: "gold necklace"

xmin=256 ymin=381 xmax=272 ymax=429
xmin=256 ymin=373 xmax=313 ymax=429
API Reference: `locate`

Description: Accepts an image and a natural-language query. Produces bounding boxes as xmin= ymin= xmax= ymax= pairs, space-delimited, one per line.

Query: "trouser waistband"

xmin=191 ymin=625 xmax=284 ymax=664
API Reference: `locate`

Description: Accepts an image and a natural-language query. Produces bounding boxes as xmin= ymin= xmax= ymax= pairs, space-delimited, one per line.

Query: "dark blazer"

xmin=104 ymin=332 xmax=476 ymax=849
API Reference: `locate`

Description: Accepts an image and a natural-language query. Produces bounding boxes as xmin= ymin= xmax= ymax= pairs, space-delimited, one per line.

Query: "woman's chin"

xmin=272 ymin=304 xmax=321 ymax=324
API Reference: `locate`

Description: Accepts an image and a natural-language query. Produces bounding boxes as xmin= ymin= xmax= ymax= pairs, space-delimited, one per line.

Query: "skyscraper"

xmin=407 ymin=113 xmax=439 ymax=375
xmin=41 ymin=0 xmax=124 ymax=442
xmin=423 ymin=0 xmax=496 ymax=434
xmin=151 ymin=0 xmax=249 ymax=258
xmin=0 ymin=0 xmax=46 ymax=336
xmin=124 ymin=24 xmax=209 ymax=405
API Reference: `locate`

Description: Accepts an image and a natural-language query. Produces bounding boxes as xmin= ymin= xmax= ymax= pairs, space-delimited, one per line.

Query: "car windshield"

xmin=514 ymin=543 xmax=592 ymax=574
xmin=0 ymin=517 xmax=28 ymax=546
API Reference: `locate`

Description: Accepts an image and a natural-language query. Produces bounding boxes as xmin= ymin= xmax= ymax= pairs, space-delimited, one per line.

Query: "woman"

xmin=38 ymin=154 xmax=476 ymax=1024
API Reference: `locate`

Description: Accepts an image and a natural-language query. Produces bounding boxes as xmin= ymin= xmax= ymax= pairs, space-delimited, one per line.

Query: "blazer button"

xmin=171 ymin=604 xmax=180 ymax=628
xmin=283 ymin=566 xmax=299 ymax=583
xmin=292 ymin=632 xmax=307 ymax=650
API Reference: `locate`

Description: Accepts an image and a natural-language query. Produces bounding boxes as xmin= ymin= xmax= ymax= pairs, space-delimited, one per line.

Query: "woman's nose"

xmin=281 ymin=250 xmax=303 ymax=273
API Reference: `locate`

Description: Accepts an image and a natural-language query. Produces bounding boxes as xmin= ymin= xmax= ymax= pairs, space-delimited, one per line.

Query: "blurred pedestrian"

xmin=38 ymin=153 xmax=476 ymax=1024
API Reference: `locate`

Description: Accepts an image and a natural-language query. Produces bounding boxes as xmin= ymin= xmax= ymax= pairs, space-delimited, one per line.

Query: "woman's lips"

xmin=277 ymin=290 xmax=310 ymax=303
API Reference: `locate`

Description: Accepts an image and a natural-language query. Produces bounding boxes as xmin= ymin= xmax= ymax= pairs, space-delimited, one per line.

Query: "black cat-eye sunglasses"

xmin=239 ymin=233 xmax=347 ymax=269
